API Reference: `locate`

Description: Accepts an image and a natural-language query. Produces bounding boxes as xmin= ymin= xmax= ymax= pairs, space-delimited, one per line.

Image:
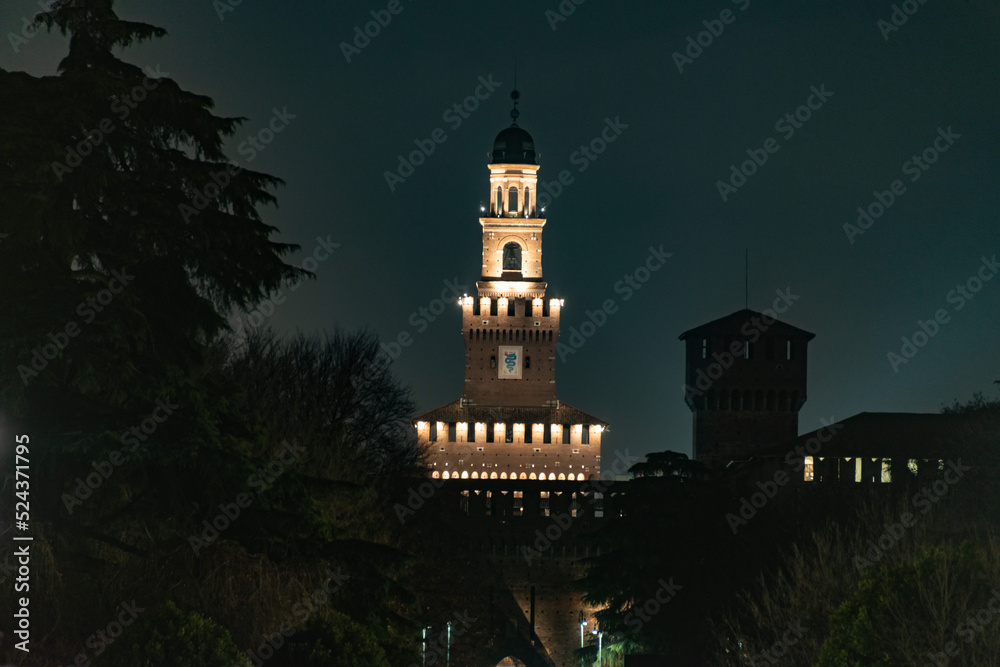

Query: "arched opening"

xmin=500 ymin=472 xmax=507 ymax=480
xmin=524 ymin=186 xmax=531 ymax=216
xmin=442 ymin=471 xmax=450 ymax=479
xmin=503 ymin=241 xmax=522 ymax=271
xmin=461 ymin=470 xmax=469 ymax=479
xmin=491 ymin=472 xmax=498 ymax=479
xmin=558 ymin=473 xmax=566 ymax=481
xmin=508 ymin=186 xmax=519 ymax=215
xmin=471 ymin=471 xmax=479 ymax=479
xmin=496 ymin=186 xmax=502 ymax=215
xmin=495 ymin=656 xmax=528 ymax=667
xmin=519 ymin=472 xmax=527 ymax=480
xmin=431 ymin=471 xmax=440 ymax=479
xmin=529 ymin=472 xmax=537 ymax=480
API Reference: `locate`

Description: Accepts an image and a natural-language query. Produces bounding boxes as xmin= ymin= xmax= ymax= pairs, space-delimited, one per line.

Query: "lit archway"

xmin=495 ymin=656 xmax=527 ymax=667
xmin=442 ymin=471 xmax=450 ymax=480
xmin=461 ymin=470 xmax=469 ymax=479
xmin=432 ymin=471 xmax=440 ymax=479
xmin=471 ymin=471 xmax=479 ymax=479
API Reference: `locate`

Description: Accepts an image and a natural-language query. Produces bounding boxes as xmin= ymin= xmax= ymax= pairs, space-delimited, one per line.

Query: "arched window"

xmin=519 ymin=472 xmax=527 ymax=480
xmin=529 ymin=472 xmax=537 ymax=480
xmin=524 ymin=186 xmax=531 ymax=215
xmin=558 ymin=473 xmax=566 ymax=481
xmin=432 ymin=471 xmax=440 ymax=479
xmin=490 ymin=355 xmax=496 ymax=369
xmin=503 ymin=242 xmax=522 ymax=271
xmin=508 ymin=186 xmax=519 ymax=214
xmin=471 ymin=471 xmax=479 ymax=479
xmin=461 ymin=470 xmax=469 ymax=479
xmin=500 ymin=472 xmax=508 ymax=480
xmin=496 ymin=186 xmax=502 ymax=214
xmin=442 ymin=471 xmax=450 ymax=480
xmin=492 ymin=472 xmax=499 ymax=480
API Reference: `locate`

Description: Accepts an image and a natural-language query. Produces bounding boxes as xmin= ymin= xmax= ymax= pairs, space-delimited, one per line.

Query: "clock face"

xmin=503 ymin=242 xmax=522 ymax=271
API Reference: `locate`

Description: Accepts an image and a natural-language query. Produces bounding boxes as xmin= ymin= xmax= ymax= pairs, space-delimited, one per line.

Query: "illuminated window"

xmin=803 ymin=456 xmax=814 ymax=481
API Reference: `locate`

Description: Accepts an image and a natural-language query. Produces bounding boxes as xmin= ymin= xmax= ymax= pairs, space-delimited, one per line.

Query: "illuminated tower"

xmin=414 ymin=92 xmax=607 ymax=484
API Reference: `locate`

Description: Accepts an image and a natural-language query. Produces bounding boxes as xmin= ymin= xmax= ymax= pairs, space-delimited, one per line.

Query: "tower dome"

xmin=491 ymin=124 xmax=536 ymax=164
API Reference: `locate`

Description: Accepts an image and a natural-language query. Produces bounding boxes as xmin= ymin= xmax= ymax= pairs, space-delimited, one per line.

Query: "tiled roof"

xmin=413 ymin=399 xmax=608 ymax=426
xmin=758 ymin=411 xmax=972 ymax=459
xmin=678 ymin=308 xmax=814 ymax=340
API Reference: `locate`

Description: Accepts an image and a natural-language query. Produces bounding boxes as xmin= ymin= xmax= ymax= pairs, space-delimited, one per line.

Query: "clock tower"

xmin=414 ymin=92 xmax=607 ymax=484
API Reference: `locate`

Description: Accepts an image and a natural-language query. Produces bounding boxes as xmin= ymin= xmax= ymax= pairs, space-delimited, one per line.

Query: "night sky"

xmin=4 ymin=0 xmax=999 ymax=465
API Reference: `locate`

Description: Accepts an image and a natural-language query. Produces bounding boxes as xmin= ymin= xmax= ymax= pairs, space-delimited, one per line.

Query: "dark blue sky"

xmin=5 ymin=0 xmax=999 ymax=464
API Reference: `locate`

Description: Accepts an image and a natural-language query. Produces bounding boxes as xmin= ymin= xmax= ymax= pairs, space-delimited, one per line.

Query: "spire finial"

xmin=510 ymin=56 xmax=520 ymax=124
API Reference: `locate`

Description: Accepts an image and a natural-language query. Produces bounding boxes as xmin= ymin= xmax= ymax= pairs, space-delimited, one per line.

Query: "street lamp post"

xmin=578 ymin=612 xmax=587 ymax=667
xmin=591 ymin=627 xmax=603 ymax=667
